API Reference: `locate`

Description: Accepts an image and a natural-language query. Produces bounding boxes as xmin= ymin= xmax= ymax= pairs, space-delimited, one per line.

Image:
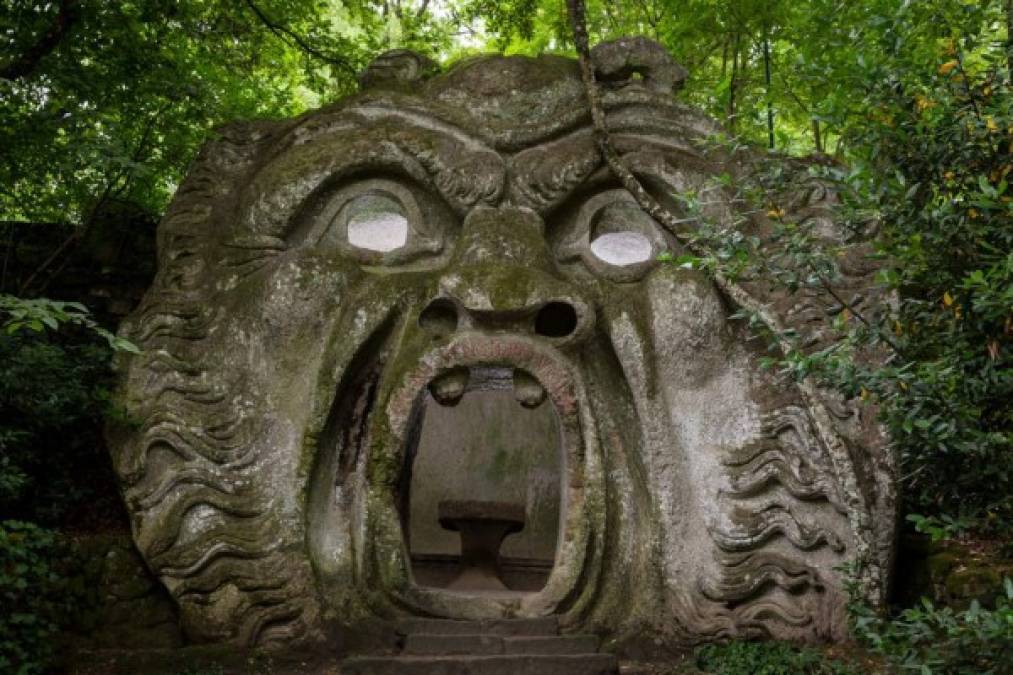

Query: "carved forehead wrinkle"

xmin=604 ymin=101 xmax=724 ymax=140
xmin=617 ymin=144 xmax=739 ymax=227
xmin=279 ymin=97 xmax=502 ymax=156
xmin=611 ymin=135 xmax=721 ymax=180
xmin=504 ymin=97 xmax=719 ymax=212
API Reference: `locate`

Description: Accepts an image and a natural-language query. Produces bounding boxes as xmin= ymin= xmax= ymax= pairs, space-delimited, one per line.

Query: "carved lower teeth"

xmin=513 ymin=369 xmax=546 ymax=409
xmin=428 ymin=367 xmax=469 ymax=406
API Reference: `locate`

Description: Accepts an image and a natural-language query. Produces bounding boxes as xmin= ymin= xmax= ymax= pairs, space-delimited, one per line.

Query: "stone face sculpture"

xmin=109 ymin=37 xmax=896 ymax=651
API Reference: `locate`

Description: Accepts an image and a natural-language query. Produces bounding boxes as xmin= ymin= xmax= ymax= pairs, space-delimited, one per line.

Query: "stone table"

xmin=438 ymin=500 xmax=526 ymax=591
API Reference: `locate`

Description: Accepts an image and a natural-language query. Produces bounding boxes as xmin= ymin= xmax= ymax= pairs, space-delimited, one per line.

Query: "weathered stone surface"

xmin=107 ymin=37 xmax=896 ymax=653
xmin=397 ymin=618 xmax=560 ymax=637
xmin=350 ymin=616 xmax=615 ymax=673
xmin=341 ymin=654 xmax=620 ymax=674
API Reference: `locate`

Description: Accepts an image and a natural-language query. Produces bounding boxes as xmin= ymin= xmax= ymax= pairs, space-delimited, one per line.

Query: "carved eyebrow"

xmin=235 ymin=116 xmax=507 ymax=239
xmin=508 ymin=124 xmax=711 ymax=214
xmin=507 ymin=131 xmax=601 ymax=213
xmin=282 ymin=102 xmax=502 ymax=160
xmin=345 ymin=104 xmax=498 ymax=155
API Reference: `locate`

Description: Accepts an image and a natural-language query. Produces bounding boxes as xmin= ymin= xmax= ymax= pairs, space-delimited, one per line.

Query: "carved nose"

xmin=533 ymin=302 xmax=579 ymax=338
xmin=419 ymin=295 xmax=584 ymax=340
xmin=452 ymin=205 xmax=553 ymax=268
xmin=420 ymin=206 xmax=592 ymax=343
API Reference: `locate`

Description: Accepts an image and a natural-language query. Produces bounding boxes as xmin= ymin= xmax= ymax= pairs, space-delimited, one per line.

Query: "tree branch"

xmin=0 ymin=0 xmax=80 ymax=81
xmin=18 ymin=103 xmax=168 ymax=295
xmin=243 ymin=0 xmax=355 ymax=76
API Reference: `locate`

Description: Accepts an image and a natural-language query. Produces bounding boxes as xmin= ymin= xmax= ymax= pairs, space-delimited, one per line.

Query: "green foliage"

xmin=1 ymin=295 xmax=139 ymax=352
xmin=695 ymin=640 xmax=858 ymax=675
xmin=848 ymin=570 xmax=1013 ymax=674
xmin=0 ymin=299 xmax=138 ymax=670
xmin=0 ymin=0 xmax=374 ymax=227
xmin=0 ymin=332 xmax=123 ymax=526
xmin=799 ymin=0 xmax=1012 ymax=534
xmin=906 ymin=514 xmax=979 ymax=543
xmin=648 ymin=0 xmax=1011 ymax=537
xmin=0 ymin=521 xmax=83 ymax=675
xmin=0 ymin=293 xmax=140 ymax=528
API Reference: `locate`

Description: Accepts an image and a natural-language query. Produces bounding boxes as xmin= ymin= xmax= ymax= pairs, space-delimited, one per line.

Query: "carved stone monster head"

xmin=110 ymin=38 xmax=896 ymax=649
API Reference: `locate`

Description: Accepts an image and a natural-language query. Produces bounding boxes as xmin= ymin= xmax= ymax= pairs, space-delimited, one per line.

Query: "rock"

xmin=895 ymin=535 xmax=1013 ymax=608
xmin=106 ymin=37 xmax=897 ymax=654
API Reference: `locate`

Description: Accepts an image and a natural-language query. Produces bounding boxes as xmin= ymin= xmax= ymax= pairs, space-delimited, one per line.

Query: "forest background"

xmin=1 ymin=0 xmax=1011 ymax=673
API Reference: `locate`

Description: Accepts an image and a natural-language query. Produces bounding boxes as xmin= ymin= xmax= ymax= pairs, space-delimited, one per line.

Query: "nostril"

xmin=534 ymin=301 xmax=578 ymax=338
xmin=419 ymin=299 xmax=459 ymax=337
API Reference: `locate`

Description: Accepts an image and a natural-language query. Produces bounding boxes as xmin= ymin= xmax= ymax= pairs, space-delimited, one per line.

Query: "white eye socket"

xmin=344 ymin=193 xmax=408 ymax=252
xmin=590 ymin=231 xmax=654 ymax=266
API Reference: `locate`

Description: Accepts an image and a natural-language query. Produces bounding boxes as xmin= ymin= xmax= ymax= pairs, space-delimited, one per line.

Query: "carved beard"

xmin=109 ymin=49 xmax=893 ymax=649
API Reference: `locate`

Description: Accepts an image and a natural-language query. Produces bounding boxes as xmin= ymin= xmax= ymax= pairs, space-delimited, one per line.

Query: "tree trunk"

xmin=729 ymin=33 xmax=740 ymax=131
xmin=1006 ymin=0 xmax=1013 ymax=82
xmin=812 ymin=118 xmax=823 ymax=154
xmin=763 ymin=32 xmax=774 ymax=150
xmin=721 ymin=35 xmax=728 ymax=79
xmin=0 ymin=0 xmax=80 ymax=81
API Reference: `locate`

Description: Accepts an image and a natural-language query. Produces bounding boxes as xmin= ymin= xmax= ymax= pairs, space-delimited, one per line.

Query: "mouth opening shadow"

xmin=402 ymin=366 xmax=563 ymax=594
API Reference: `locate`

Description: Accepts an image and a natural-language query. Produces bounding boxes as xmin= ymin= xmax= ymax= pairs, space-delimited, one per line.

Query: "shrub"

xmin=0 ymin=521 xmax=83 ymax=674
xmin=0 ymin=329 xmax=127 ymax=529
xmin=694 ymin=640 xmax=858 ymax=675
xmin=849 ymin=567 xmax=1013 ymax=674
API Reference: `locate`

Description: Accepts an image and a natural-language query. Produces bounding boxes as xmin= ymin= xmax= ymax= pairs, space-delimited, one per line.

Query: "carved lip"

xmin=384 ymin=333 xmax=580 ymax=443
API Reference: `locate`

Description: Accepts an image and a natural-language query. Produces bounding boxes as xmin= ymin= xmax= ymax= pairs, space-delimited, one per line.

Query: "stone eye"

xmin=588 ymin=201 xmax=659 ymax=265
xmin=344 ymin=193 xmax=409 ymax=253
xmin=589 ymin=231 xmax=653 ymax=266
xmin=556 ymin=190 xmax=667 ymax=281
xmin=300 ymin=177 xmax=448 ymax=265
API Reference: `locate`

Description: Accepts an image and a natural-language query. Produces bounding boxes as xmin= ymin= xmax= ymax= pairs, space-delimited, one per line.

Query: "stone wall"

xmin=408 ymin=388 xmax=562 ymax=561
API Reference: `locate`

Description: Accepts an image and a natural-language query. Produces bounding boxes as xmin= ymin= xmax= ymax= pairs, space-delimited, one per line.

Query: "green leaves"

xmin=0 ymin=295 xmax=139 ymax=353
xmin=0 ymin=521 xmax=81 ymax=674
xmin=0 ymin=0 xmax=374 ymax=227
xmin=847 ymin=568 xmax=1013 ymax=674
xmin=695 ymin=640 xmax=859 ymax=675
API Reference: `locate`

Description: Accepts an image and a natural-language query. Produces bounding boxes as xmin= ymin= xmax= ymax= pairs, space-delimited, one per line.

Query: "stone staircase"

xmin=341 ymin=616 xmax=619 ymax=674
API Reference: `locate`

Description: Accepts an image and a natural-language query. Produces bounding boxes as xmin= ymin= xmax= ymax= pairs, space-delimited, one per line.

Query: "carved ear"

xmin=590 ymin=36 xmax=688 ymax=95
xmin=358 ymin=49 xmax=441 ymax=90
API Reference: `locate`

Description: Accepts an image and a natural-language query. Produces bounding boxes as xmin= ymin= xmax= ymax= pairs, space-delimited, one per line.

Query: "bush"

xmin=694 ymin=640 xmax=858 ymax=675
xmin=747 ymin=1 xmax=1013 ymax=538
xmin=0 ymin=521 xmax=83 ymax=674
xmin=0 ymin=298 xmax=133 ymax=670
xmin=833 ymin=3 xmax=1012 ymax=535
xmin=0 ymin=330 xmax=126 ymax=528
xmin=850 ymin=569 xmax=1013 ymax=674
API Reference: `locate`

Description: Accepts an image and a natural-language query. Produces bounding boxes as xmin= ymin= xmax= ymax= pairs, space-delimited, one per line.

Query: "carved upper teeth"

xmin=513 ymin=369 xmax=546 ymax=409
xmin=428 ymin=366 xmax=547 ymax=409
xmin=428 ymin=367 xmax=469 ymax=406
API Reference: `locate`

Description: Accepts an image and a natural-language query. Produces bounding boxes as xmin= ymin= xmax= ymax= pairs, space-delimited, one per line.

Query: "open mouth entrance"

xmin=400 ymin=366 xmax=563 ymax=595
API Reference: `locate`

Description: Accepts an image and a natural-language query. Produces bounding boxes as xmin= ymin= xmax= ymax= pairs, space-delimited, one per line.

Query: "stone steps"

xmin=403 ymin=633 xmax=601 ymax=656
xmin=397 ymin=617 xmax=560 ymax=636
xmin=341 ymin=616 xmax=619 ymax=674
